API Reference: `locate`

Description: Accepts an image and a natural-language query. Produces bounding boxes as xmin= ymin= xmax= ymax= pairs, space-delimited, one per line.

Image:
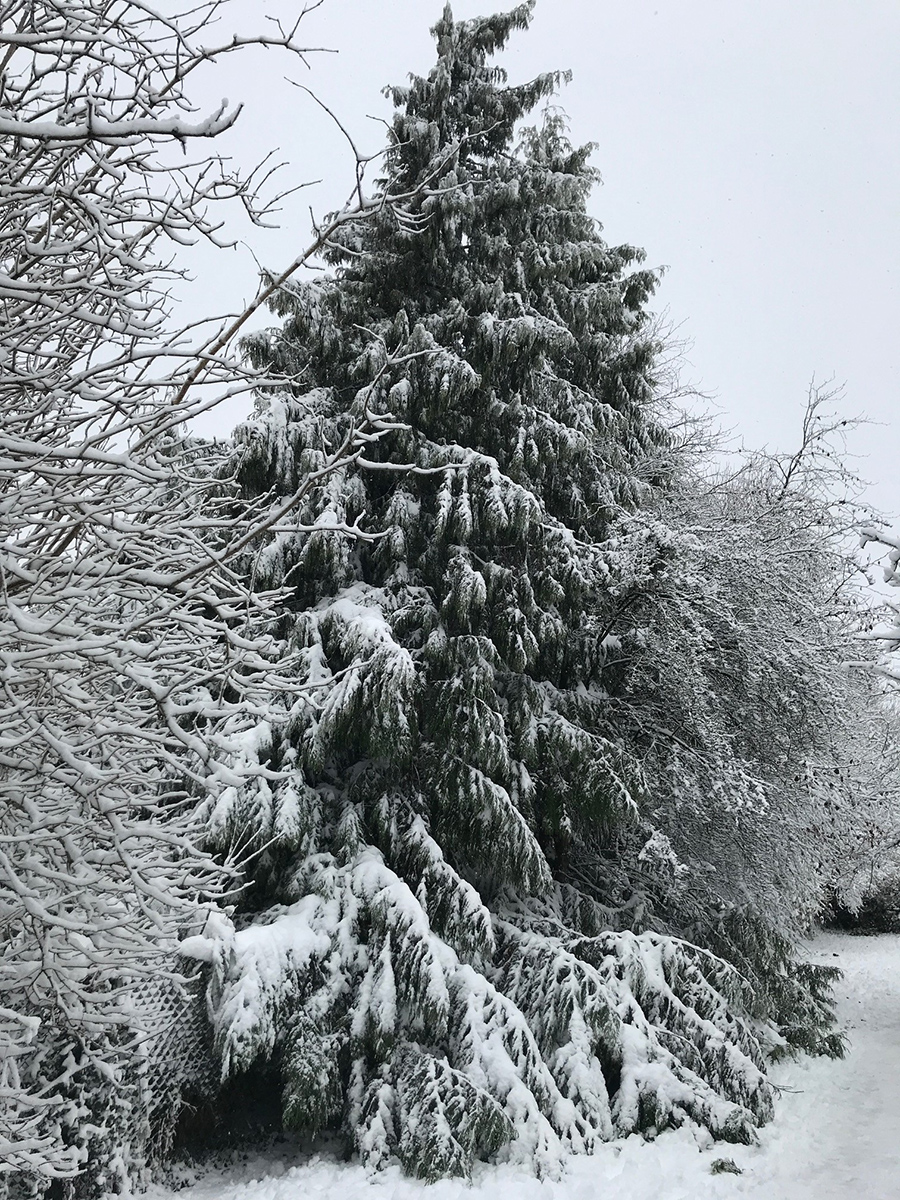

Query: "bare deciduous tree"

xmin=0 ymin=1 xmax=438 ymax=1188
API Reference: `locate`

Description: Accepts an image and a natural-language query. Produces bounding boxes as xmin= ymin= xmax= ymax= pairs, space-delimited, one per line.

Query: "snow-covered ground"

xmin=147 ymin=932 xmax=900 ymax=1200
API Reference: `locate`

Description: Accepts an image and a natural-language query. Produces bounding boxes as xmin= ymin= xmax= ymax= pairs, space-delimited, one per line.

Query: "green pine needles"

xmin=186 ymin=2 xmax=842 ymax=1178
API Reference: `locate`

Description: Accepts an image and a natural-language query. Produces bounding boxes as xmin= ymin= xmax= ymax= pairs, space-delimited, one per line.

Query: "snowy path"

xmin=729 ymin=931 xmax=900 ymax=1199
xmin=147 ymin=933 xmax=900 ymax=1200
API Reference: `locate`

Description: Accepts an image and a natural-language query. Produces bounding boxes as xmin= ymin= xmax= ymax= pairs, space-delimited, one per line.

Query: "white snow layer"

xmin=147 ymin=932 xmax=900 ymax=1200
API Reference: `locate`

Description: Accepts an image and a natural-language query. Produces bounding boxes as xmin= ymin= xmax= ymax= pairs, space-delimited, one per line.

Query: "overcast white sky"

xmin=185 ymin=0 xmax=900 ymax=519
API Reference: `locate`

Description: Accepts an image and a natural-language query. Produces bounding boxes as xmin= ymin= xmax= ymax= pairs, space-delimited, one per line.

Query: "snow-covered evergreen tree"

xmin=183 ymin=5 xmax=834 ymax=1177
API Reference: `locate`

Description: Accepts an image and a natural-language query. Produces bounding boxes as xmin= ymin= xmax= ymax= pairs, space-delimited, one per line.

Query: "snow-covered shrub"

xmin=569 ymin=398 xmax=871 ymax=1057
xmin=827 ymin=883 xmax=900 ymax=933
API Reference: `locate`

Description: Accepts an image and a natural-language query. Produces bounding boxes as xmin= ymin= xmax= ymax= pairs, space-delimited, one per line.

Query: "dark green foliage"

xmin=282 ymin=1015 xmax=345 ymax=1135
xmin=698 ymin=908 xmax=845 ymax=1060
xmin=710 ymin=1157 xmax=743 ymax=1175
xmin=395 ymin=1047 xmax=515 ymax=1179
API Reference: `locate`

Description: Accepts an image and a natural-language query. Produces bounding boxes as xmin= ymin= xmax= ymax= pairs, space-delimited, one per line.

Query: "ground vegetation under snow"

xmin=145 ymin=933 xmax=900 ymax=1200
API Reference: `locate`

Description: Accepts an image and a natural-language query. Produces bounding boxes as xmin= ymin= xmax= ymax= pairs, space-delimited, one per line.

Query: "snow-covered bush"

xmin=827 ymin=519 xmax=900 ymax=923
xmin=617 ymin=433 xmax=860 ymax=897
xmin=818 ymin=682 xmax=900 ymax=926
xmin=577 ymin=392 xmax=876 ymax=1053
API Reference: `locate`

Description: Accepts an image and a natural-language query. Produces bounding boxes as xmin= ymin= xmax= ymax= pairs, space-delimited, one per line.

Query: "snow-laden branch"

xmin=0 ymin=0 xmax=449 ymax=1186
xmin=0 ymin=105 xmax=240 ymax=144
xmin=859 ymin=525 xmax=900 ymax=589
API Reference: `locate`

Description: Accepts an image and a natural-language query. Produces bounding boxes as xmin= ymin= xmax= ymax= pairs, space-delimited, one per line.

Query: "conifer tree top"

xmin=384 ymin=1 xmax=563 ymax=171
